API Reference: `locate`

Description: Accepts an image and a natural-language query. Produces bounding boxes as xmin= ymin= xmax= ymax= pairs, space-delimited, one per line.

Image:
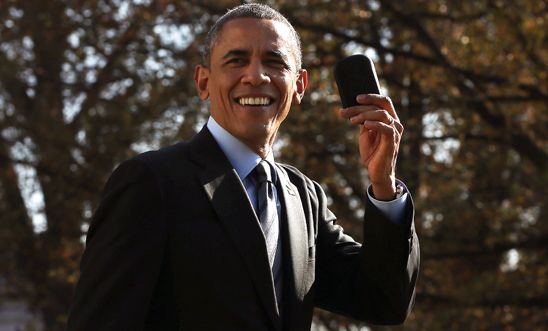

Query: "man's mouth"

xmin=236 ymin=97 xmax=274 ymax=106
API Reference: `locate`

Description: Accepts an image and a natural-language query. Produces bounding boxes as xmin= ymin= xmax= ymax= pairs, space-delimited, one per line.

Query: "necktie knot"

xmin=254 ymin=160 xmax=274 ymax=184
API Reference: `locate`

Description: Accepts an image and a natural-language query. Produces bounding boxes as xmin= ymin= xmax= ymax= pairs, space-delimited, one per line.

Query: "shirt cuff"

xmin=367 ymin=179 xmax=409 ymax=225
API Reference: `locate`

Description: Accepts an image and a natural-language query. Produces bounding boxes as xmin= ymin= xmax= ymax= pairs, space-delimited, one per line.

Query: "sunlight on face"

xmin=195 ymin=18 xmax=307 ymax=155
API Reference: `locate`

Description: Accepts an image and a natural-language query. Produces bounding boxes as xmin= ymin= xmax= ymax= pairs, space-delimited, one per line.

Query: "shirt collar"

xmin=207 ymin=116 xmax=275 ymax=180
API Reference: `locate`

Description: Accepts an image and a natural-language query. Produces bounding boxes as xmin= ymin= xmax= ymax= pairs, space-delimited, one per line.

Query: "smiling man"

xmin=66 ymin=4 xmax=419 ymax=331
xmin=195 ymin=17 xmax=306 ymax=157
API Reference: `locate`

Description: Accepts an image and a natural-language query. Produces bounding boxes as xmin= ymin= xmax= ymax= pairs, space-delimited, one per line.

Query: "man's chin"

xmin=235 ymin=125 xmax=276 ymax=145
xmin=235 ymin=103 xmax=278 ymax=114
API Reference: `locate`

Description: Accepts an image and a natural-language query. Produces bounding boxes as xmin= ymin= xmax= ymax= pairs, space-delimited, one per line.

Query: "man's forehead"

xmin=217 ymin=19 xmax=289 ymax=42
xmin=212 ymin=18 xmax=294 ymax=56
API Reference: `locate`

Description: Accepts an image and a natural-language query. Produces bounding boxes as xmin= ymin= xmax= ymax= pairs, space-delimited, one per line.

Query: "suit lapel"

xmin=189 ymin=128 xmax=280 ymax=328
xmin=275 ymin=165 xmax=308 ymax=301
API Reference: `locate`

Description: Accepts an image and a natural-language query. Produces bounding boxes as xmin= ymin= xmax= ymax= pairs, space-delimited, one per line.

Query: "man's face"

xmin=195 ymin=18 xmax=308 ymax=154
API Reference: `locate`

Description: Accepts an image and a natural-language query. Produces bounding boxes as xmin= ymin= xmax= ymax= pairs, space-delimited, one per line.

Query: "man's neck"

xmin=245 ymin=142 xmax=271 ymax=159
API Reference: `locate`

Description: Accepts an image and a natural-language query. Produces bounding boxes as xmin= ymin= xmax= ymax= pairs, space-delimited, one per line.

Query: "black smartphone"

xmin=334 ymin=54 xmax=381 ymax=108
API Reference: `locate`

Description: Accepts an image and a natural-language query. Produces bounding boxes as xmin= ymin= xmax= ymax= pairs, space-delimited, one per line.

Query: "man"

xmin=66 ymin=3 xmax=419 ymax=331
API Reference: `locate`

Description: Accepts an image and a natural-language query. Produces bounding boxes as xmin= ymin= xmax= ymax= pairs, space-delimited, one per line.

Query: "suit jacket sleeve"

xmin=311 ymin=179 xmax=419 ymax=325
xmin=66 ymin=159 xmax=167 ymax=331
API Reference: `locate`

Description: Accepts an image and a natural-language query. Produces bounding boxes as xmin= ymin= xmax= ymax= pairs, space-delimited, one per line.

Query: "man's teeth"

xmin=238 ymin=97 xmax=271 ymax=106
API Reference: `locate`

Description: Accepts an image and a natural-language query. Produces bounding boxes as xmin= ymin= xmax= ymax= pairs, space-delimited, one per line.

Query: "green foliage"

xmin=0 ymin=0 xmax=546 ymax=330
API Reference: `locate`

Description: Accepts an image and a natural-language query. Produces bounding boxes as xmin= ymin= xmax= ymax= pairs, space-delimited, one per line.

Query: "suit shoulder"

xmin=277 ymin=163 xmax=322 ymax=193
xmin=130 ymin=141 xmax=193 ymax=176
xmin=277 ymin=163 xmax=306 ymax=180
xmin=103 ymin=141 xmax=190 ymax=195
xmin=133 ymin=141 xmax=190 ymax=168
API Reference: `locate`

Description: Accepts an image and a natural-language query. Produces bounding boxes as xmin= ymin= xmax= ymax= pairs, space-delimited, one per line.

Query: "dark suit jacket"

xmin=66 ymin=127 xmax=419 ymax=331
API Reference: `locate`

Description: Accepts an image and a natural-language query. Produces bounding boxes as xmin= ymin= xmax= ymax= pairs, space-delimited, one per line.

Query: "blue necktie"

xmin=253 ymin=161 xmax=282 ymax=307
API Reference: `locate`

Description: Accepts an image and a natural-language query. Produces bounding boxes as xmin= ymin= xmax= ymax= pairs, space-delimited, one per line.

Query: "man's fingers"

xmin=346 ymin=109 xmax=394 ymax=126
xmin=339 ymin=94 xmax=404 ymax=135
xmin=393 ymin=120 xmax=404 ymax=134
xmin=356 ymin=94 xmax=399 ymax=122
xmin=339 ymin=105 xmax=378 ymax=119
xmin=361 ymin=120 xmax=399 ymax=136
xmin=341 ymin=109 xmax=404 ymax=136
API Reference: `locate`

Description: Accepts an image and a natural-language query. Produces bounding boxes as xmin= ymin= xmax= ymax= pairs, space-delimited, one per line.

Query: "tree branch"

xmin=424 ymin=234 xmax=548 ymax=260
xmin=418 ymin=293 xmax=548 ymax=308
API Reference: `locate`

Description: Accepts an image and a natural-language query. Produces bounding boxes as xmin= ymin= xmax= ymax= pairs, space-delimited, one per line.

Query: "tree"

xmin=279 ymin=1 xmax=547 ymax=330
xmin=1 ymin=0 xmax=546 ymax=330
xmin=0 ymin=0 xmax=208 ymax=328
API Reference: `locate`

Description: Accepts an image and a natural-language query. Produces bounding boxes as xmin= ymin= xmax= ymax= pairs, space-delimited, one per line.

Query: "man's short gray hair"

xmin=201 ymin=3 xmax=302 ymax=70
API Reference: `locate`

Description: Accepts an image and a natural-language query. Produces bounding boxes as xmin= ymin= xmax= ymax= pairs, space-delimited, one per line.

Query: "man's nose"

xmin=241 ymin=61 xmax=271 ymax=86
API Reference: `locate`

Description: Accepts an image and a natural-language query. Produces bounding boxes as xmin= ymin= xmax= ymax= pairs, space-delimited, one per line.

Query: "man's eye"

xmin=227 ymin=58 xmax=246 ymax=65
xmin=267 ymin=60 xmax=288 ymax=69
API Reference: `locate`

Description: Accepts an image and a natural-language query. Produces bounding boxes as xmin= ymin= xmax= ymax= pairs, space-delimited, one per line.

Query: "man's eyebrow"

xmin=265 ymin=49 xmax=288 ymax=61
xmin=222 ymin=49 xmax=250 ymax=59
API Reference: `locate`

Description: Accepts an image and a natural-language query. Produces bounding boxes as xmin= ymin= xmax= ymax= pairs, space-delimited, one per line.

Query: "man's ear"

xmin=292 ymin=69 xmax=308 ymax=104
xmin=194 ymin=64 xmax=210 ymax=100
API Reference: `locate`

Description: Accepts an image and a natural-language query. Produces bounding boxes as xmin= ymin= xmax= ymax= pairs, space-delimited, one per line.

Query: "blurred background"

xmin=0 ymin=0 xmax=546 ymax=330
